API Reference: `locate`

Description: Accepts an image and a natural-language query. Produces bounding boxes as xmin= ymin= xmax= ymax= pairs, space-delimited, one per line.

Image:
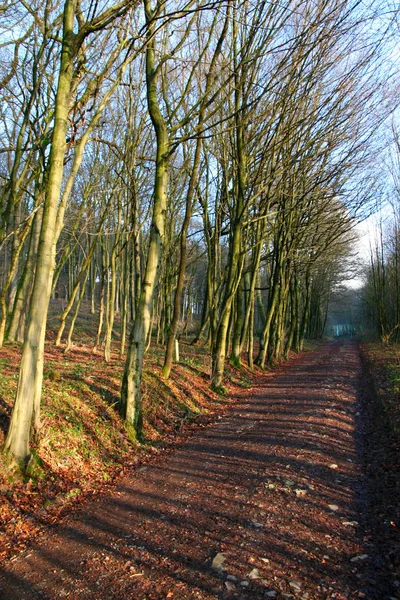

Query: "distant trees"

xmin=0 ymin=0 xmax=396 ymax=465
xmin=361 ymin=122 xmax=400 ymax=343
xmin=362 ymin=217 xmax=400 ymax=343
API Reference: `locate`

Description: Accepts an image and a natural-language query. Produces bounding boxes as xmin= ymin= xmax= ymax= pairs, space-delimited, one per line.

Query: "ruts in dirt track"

xmin=0 ymin=340 xmax=397 ymax=600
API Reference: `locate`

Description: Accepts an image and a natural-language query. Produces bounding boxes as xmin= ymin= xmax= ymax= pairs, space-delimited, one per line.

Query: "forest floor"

xmin=0 ymin=338 xmax=399 ymax=600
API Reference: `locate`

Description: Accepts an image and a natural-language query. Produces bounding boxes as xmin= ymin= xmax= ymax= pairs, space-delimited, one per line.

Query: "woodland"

xmin=0 ymin=0 xmax=399 ymax=481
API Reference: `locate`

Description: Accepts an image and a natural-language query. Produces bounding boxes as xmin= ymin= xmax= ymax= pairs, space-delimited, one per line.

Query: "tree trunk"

xmin=231 ymin=280 xmax=243 ymax=365
xmin=65 ymin=276 xmax=87 ymax=352
xmin=247 ymin=297 xmax=255 ymax=370
xmin=298 ymin=272 xmax=312 ymax=351
xmin=120 ymin=1 xmax=169 ymax=436
xmin=0 ymin=214 xmax=33 ymax=347
xmin=210 ymin=14 xmax=246 ymax=388
xmin=255 ymin=258 xmax=281 ymax=368
xmin=3 ymin=0 xmax=78 ymax=466
xmin=105 ymin=202 xmax=122 ymax=362
xmin=93 ymin=246 xmax=106 ymax=353
xmin=7 ymin=205 xmax=43 ymax=343
xmin=119 ymin=239 xmax=130 ymax=359
xmin=162 ymin=139 xmax=202 ymax=377
xmin=211 ymin=222 xmax=243 ymax=388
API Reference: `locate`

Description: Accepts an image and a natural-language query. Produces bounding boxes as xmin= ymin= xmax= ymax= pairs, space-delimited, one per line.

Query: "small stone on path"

xmin=328 ymin=504 xmax=339 ymax=511
xmin=211 ymin=552 xmax=227 ymax=572
xmin=248 ymin=568 xmax=260 ymax=579
xmin=350 ymin=554 xmax=369 ymax=562
xmin=289 ymin=580 xmax=302 ymax=592
xmin=251 ymin=520 xmax=263 ymax=529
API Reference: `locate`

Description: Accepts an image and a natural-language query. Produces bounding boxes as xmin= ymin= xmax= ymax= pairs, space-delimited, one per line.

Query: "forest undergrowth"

xmin=359 ymin=341 xmax=400 ymax=457
xmin=358 ymin=341 xmax=400 ymax=581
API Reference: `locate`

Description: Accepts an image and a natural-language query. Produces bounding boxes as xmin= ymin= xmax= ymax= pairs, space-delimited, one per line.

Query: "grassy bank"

xmin=0 ymin=336 xmax=253 ymax=561
xmin=360 ymin=340 xmax=400 ymax=442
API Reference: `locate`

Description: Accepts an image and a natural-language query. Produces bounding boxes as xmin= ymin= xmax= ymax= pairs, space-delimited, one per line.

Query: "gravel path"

xmin=0 ymin=339 xmax=396 ymax=599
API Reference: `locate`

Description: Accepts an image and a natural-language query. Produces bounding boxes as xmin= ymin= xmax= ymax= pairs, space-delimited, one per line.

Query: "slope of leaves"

xmin=360 ymin=341 xmax=400 ymax=447
xmin=0 ymin=323 xmax=256 ymax=562
xmin=358 ymin=341 xmax=400 ymax=582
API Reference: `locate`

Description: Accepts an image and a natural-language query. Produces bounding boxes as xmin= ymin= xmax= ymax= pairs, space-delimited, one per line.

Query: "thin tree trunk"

xmin=298 ymin=272 xmax=312 ymax=351
xmin=119 ymin=240 xmax=130 ymax=359
xmin=0 ymin=213 xmax=34 ymax=346
xmin=55 ymin=197 xmax=111 ymax=346
xmin=120 ymin=1 xmax=169 ymax=436
xmin=65 ymin=277 xmax=87 ymax=352
xmin=247 ymin=297 xmax=255 ymax=370
xmin=231 ymin=280 xmax=243 ymax=365
xmin=93 ymin=246 xmax=107 ymax=353
xmin=104 ymin=244 xmax=118 ymax=362
xmin=255 ymin=251 xmax=283 ymax=368
xmin=7 ymin=205 xmax=43 ymax=343
xmin=90 ymin=259 xmax=96 ymax=315
xmin=211 ymin=223 xmax=244 ymax=388
xmin=210 ymin=12 xmax=246 ymax=388
xmin=162 ymin=143 xmax=201 ymax=377
xmin=191 ymin=282 xmax=209 ymax=344
xmin=162 ymin=8 xmax=229 ymax=377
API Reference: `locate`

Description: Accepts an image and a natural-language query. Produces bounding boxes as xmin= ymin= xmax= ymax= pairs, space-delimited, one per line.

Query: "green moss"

xmin=230 ymin=355 xmax=241 ymax=369
xmin=46 ymin=369 xmax=62 ymax=381
xmin=211 ymin=384 xmax=227 ymax=396
xmin=26 ymin=450 xmax=46 ymax=481
xmin=66 ymin=487 xmax=81 ymax=498
xmin=125 ymin=422 xmax=139 ymax=443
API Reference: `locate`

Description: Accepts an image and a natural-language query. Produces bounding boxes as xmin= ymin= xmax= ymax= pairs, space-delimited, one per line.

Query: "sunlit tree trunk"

xmin=65 ymin=276 xmax=87 ymax=352
xmin=211 ymin=7 xmax=246 ymax=388
xmin=93 ymin=244 xmax=107 ymax=353
xmin=162 ymin=7 xmax=229 ymax=377
xmin=120 ymin=0 xmax=169 ymax=436
xmin=105 ymin=199 xmax=122 ymax=362
xmin=7 ymin=205 xmax=43 ymax=343
xmin=3 ymin=0 xmax=78 ymax=465
xmin=162 ymin=139 xmax=201 ymax=377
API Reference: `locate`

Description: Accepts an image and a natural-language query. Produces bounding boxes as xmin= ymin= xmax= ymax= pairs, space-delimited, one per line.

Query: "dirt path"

xmin=0 ymin=340 xmax=397 ymax=600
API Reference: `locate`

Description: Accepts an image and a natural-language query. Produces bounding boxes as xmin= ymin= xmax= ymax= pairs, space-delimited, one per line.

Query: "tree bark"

xmin=3 ymin=0 xmax=78 ymax=465
xmin=7 ymin=206 xmax=43 ymax=343
xmin=120 ymin=0 xmax=169 ymax=436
